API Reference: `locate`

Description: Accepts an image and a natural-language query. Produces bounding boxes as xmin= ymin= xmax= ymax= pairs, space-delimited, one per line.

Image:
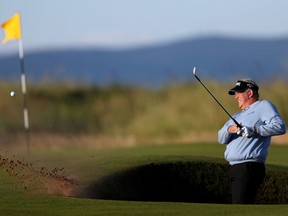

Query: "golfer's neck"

xmin=241 ymin=99 xmax=258 ymax=110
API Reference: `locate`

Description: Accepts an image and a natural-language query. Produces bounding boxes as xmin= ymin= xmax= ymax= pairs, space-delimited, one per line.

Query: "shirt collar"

xmin=242 ymin=100 xmax=260 ymax=112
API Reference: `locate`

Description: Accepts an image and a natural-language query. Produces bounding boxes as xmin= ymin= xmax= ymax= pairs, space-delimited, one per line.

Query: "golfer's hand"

xmin=228 ymin=124 xmax=241 ymax=134
xmin=238 ymin=126 xmax=255 ymax=138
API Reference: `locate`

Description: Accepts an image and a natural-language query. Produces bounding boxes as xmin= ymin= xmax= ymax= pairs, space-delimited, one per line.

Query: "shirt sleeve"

xmin=218 ymin=121 xmax=233 ymax=144
xmin=257 ymin=100 xmax=286 ymax=137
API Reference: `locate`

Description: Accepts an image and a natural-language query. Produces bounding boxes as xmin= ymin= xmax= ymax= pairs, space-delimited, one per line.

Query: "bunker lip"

xmin=80 ymin=161 xmax=231 ymax=204
xmin=80 ymin=161 xmax=288 ymax=204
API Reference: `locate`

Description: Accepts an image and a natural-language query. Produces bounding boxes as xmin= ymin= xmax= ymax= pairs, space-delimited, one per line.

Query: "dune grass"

xmin=0 ymin=80 xmax=287 ymax=142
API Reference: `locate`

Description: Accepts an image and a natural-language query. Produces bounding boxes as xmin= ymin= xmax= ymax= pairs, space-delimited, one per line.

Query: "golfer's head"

xmin=228 ymin=79 xmax=259 ymax=97
xmin=229 ymin=80 xmax=259 ymax=109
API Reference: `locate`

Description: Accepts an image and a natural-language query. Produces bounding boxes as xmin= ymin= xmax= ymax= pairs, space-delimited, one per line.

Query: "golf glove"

xmin=237 ymin=126 xmax=255 ymax=138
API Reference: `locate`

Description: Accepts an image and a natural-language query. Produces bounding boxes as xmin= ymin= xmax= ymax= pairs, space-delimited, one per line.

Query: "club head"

xmin=192 ymin=66 xmax=197 ymax=75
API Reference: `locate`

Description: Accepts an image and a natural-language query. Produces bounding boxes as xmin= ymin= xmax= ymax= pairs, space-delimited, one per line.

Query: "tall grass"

xmin=0 ymin=80 xmax=287 ymax=141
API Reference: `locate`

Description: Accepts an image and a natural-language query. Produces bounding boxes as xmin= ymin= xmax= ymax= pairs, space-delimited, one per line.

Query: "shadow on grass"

xmin=81 ymin=160 xmax=231 ymax=204
xmin=79 ymin=159 xmax=288 ymax=204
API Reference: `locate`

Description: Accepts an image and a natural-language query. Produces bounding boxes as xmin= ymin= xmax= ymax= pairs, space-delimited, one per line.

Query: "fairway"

xmin=0 ymin=142 xmax=288 ymax=215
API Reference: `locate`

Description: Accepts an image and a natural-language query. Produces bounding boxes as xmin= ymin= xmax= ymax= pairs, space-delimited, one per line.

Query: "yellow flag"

xmin=1 ymin=13 xmax=22 ymax=44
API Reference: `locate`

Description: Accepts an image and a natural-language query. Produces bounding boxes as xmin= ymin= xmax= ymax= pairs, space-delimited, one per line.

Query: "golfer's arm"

xmin=258 ymin=116 xmax=286 ymax=137
xmin=218 ymin=124 xmax=232 ymax=144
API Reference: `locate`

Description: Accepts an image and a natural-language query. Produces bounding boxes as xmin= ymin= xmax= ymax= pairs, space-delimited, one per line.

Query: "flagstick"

xmin=18 ymin=38 xmax=30 ymax=154
xmin=1 ymin=12 xmax=30 ymax=153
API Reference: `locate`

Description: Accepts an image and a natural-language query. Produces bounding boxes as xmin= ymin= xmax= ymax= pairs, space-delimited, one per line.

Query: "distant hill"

xmin=1 ymin=36 xmax=288 ymax=87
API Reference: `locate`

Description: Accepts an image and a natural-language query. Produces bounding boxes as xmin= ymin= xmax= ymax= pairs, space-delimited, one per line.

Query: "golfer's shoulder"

xmin=258 ymin=100 xmax=277 ymax=110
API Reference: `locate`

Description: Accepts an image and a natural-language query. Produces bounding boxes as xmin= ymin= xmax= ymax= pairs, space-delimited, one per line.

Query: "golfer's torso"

xmin=224 ymin=101 xmax=270 ymax=165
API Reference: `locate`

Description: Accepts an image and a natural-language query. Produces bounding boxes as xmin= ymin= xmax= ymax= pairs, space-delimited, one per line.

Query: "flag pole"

xmin=17 ymin=26 xmax=30 ymax=154
xmin=1 ymin=12 xmax=30 ymax=153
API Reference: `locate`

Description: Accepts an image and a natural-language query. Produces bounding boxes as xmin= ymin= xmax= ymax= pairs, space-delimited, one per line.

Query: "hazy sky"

xmin=1 ymin=0 xmax=288 ymax=55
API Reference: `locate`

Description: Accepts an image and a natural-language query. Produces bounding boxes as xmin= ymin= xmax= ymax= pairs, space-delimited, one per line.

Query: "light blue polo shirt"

xmin=218 ymin=100 xmax=286 ymax=165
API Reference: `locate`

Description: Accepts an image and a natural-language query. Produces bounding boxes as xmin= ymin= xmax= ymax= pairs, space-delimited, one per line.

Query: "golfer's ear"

xmin=248 ymin=89 xmax=254 ymax=98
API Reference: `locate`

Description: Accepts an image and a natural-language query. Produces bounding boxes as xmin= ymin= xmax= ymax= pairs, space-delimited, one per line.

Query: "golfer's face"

xmin=235 ymin=90 xmax=251 ymax=110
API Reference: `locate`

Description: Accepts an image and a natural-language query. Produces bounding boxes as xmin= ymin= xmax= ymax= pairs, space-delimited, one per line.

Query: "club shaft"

xmin=194 ymin=75 xmax=242 ymax=128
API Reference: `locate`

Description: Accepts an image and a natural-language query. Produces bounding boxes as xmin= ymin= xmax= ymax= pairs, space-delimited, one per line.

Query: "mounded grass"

xmin=83 ymin=160 xmax=288 ymax=204
xmin=1 ymin=143 xmax=288 ymax=215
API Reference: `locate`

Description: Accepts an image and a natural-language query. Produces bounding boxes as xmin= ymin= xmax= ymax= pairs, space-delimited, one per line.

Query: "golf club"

xmin=192 ymin=66 xmax=242 ymax=129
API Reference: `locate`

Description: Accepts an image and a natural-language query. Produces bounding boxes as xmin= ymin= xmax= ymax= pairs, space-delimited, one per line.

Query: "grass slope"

xmin=1 ymin=143 xmax=288 ymax=215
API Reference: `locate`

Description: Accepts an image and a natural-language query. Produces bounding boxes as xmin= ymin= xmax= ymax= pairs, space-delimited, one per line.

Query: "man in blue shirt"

xmin=218 ymin=79 xmax=286 ymax=204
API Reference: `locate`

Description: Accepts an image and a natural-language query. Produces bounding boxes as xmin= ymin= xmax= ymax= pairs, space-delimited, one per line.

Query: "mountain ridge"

xmin=1 ymin=36 xmax=288 ymax=87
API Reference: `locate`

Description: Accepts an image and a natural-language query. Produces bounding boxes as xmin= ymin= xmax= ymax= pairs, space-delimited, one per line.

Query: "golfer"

xmin=218 ymin=79 xmax=286 ymax=204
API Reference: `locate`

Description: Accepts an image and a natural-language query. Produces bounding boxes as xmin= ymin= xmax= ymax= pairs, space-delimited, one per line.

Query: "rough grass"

xmin=0 ymin=81 xmax=287 ymax=144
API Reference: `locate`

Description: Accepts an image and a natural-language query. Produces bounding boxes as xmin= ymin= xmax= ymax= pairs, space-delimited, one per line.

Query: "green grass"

xmin=2 ymin=196 xmax=288 ymax=216
xmin=23 ymin=143 xmax=227 ymax=183
xmin=266 ymin=145 xmax=288 ymax=166
xmin=1 ymin=143 xmax=288 ymax=215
